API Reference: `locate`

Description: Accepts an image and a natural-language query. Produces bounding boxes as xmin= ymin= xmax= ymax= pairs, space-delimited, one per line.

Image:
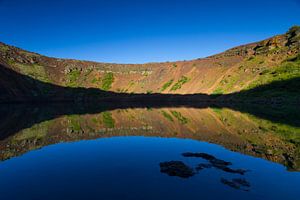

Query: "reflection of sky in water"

xmin=0 ymin=137 xmax=299 ymax=200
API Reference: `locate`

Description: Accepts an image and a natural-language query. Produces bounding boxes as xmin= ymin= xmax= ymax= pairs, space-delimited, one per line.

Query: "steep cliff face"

xmin=0 ymin=26 xmax=299 ymax=102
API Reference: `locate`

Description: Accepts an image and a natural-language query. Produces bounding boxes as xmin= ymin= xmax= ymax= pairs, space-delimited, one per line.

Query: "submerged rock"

xmin=196 ymin=163 xmax=213 ymax=171
xmin=160 ymin=161 xmax=195 ymax=178
xmin=182 ymin=152 xmax=232 ymax=166
xmin=182 ymin=152 xmax=216 ymax=160
xmin=214 ymin=164 xmax=247 ymax=175
xmin=182 ymin=152 xmax=247 ymax=174
xmin=220 ymin=178 xmax=251 ymax=191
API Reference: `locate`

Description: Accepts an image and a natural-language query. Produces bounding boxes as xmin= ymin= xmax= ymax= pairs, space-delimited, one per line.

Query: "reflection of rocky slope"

xmin=0 ymin=107 xmax=299 ymax=171
xmin=0 ymin=26 xmax=299 ymax=101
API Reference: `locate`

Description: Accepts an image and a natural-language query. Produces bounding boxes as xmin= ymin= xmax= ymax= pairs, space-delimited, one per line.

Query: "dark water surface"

xmin=0 ymin=104 xmax=299 ymax=200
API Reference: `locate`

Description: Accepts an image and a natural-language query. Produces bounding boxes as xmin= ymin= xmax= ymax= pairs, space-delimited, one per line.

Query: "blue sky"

xmin=1 ymin=0 xmax=300 ymax=63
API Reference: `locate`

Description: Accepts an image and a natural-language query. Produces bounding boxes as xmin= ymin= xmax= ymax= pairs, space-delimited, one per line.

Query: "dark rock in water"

xmin=182 ymin=152 xmax=232 ymax=165
xmin=213 ymin=164 xmax=247 ymax=175
xmin=233 ymin=178 xmax=251 ymax=187
xmin=160 ymin=161 xmax=195 ymax=178
xmin=210 ymin=158 xmax=232 ymax=166
xmin=182 ymin=152 xmax=216 ymax=160
xmin=196 ymin=163 xmax=213 ymax=171
xmin=221 ymin=178 xmax=250 ymax=191
xmin=182 ymin=152 xmax=247 ymax=174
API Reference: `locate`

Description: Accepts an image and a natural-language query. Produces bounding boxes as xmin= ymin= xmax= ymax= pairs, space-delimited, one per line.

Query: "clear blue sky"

xmin=1 ymin=0 xmax=300 ymax=63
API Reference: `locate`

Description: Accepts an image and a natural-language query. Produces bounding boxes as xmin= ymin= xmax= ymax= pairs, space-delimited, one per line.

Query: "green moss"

xmin=170 ymin=111 xmax=189 ymax=124
xmin=91 ymin=78 xmax=98 ymax=84
xmin=212 ymin=88 xmax=223 ymax=95
xmin=160 ymin=79 xmax=173 ymax=92
xmin=83 ymin=68 xmax=93 ymax=81
xmin=90 ymin=72 xmax=114 ymax=90
xmin=161 ymin=111 xmax=174 ymax=122
xmin=128 ymin=81 xmax=135 ymax=87
xmin=146 ymin=90 xmax=153 ymax=94
xmin=68 ymin=115 xmax=82 ymax=131
xmin=66 ymin=69 xmax=81 ymax=87
xmin=170 ymin=76 xmax=190 ymax=91
xmin=16 ymin=63 xmax=50 ymax=83
xmin=101 ymin=72 xmax=114 ymax=91
xmin=246 ymin=55 xmax=300 ymax=97
xmin=102 ymin=112 xmax=115 ymax=128
xmin=0 ymin=45 xmax=9 ymax=52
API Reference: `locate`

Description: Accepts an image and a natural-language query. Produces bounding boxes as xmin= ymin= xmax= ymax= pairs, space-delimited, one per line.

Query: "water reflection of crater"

xmin=0 ymin=106 xmax=299 ymax=171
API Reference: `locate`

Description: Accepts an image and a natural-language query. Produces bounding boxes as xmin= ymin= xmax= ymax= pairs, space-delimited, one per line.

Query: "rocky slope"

xmin=0 ymin=26 xmax=299 ymax=102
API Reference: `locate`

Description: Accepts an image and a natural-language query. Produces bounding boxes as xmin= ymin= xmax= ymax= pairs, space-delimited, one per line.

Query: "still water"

xmin=0 ymin=104 xmax=299 ymax=200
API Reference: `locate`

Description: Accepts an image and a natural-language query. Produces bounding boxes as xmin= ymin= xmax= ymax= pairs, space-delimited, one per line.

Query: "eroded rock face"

xmin=287 ymin=26 xmax=300 ymax=47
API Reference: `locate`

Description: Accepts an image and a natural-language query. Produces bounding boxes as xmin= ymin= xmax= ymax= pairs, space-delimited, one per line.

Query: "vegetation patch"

xmin=101 ymin=72 xmax=114 ymax=91
xmin=171 ymin=111 xmax=189 ymax=124
xmin=170 ymin=76 xmax=190 ymax=91
xmin=212 ymin=88 xmax=223 ymax=95
xmin=67 ymin=69 xmax=81 ymax=87
xmin=16 ymin=63 xmax=50 ymax=83
xmin=91 ymin=72 xmax=114 ymax=91
xmin=160 ymin=79 xmax=173 ymax=92
xmin=0 ymin=45 xmax=9 ymax=52
xmin=244 ymin=54 xmax=300 ymax=98
xmin=102 ymin=112 xmax=115 ymax=128
xmin=161 ymin=111 xmax=174 ymax=122
xmin=67 ymin=115 xmax=82 ymax=132
xmin=146 ymin=90 xmax=153 ymax=94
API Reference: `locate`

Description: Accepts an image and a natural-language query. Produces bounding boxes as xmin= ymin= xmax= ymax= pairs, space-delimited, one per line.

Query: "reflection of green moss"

xmin=102 ymin=112 xmax=115 ymax=128
xmin=91 ymin=77 xmax=98 ymax=84
xmin=248 ymin=112 xmax=300 ymax=142
xmin=211 ymin=107 xmax=222 ymax=114
xmin=13 ymin=120 xmax=51 ymax=141
xmin=161 ymin=111 xmax=174 ymax=122
xmin=92 ymin=117 xmax=98 ymax=124
xmin=160 ymin=79 xmax=173 ymax=92
xmin=68 ymin=115 xmax=81 ymax=131
xmin=171 ymin=111 xmax=189 ymax=124
xmin=170 ymin=76 xmax=190 ymax=91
